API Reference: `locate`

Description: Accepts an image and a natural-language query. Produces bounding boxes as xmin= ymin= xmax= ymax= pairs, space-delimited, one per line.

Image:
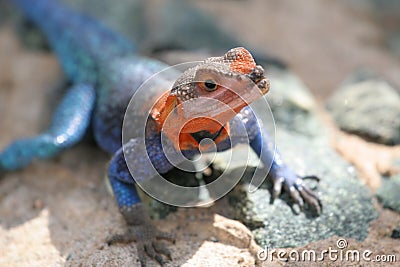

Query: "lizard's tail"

xmin=11 ymin=0 xmax=134 ymax=82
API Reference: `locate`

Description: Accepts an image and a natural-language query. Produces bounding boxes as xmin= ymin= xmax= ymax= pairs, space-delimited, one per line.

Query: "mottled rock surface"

xmin=327 ymin=78 xmax=400 ymax=145
xmin=376 ymin=159 xmax=400 ymax=213
xmin=223 ymin=68 xmax=378 ymax=248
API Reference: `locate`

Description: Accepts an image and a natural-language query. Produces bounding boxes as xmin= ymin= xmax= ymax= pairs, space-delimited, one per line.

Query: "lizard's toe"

xmin=286 ymin=185 xmax=305 ymax=212
xmin=153 ymin=241 xmax=172 ymax=260
xmin=271 ymin=170 xmax=322 ymax=215
xmin=293 ymin=176 xmax=322 ymax=215
xmin=136 ymin=243 xmax=147 ymax=267
xmin=271 ymin=176 xmax=284 ymax=202
xmin=302 ymin=175 xmax=320 ymax=183
xmin=106 ymin=232 xmax=135 ymax=245
xmin=107 ymin=224 xmax=174 ymax=266
xmin=296 ymin=182 xmax=323 ymax=214
xmin=144 ymin=242 xmax=165 ymax=266
xmin=155 ymin=229 xmax=175 ymax=243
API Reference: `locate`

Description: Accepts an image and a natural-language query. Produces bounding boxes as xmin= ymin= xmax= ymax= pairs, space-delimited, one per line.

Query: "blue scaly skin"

xmin=1 ymin=0 xmax=322 ymax=265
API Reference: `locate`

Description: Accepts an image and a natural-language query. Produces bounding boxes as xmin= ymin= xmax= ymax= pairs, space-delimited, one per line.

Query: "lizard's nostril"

xmin=248 ymin=65 xmax=265 ymax=84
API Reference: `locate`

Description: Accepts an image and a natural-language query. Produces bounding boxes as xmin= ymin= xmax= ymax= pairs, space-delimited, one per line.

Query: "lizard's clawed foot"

xmin=271 ymin=173 xmax=322 ymax=215
xmin=107 ymin=223 xmax=174 ymax=266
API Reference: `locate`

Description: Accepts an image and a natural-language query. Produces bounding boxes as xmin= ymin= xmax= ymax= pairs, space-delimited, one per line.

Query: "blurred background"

xmin=2 ymin=0 xmax=400 ymax=101
xmin=0 ymin=0 xmax=399 ymax=266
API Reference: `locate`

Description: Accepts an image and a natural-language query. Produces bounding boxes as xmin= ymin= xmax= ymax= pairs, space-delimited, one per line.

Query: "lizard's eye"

xmin=203 ymin=79 xmax=218 ymax=92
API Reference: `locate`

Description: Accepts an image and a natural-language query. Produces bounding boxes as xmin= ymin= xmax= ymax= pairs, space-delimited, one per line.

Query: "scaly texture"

xmin=1 ymin=0 xmax=322 ymax=266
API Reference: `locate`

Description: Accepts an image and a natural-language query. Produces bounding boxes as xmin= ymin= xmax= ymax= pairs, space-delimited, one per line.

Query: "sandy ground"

xmin=1 ymin=0 xmax=400 ymax=266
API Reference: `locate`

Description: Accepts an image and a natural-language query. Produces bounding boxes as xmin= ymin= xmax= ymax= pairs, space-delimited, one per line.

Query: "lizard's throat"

xmin=162 ymin=113 xmax=231 ymax=151
xmin=150 ymin=93 xmax=233 ymax=151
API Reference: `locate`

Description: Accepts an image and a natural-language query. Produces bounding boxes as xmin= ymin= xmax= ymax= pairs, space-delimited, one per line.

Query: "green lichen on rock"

xmin=327 ymin=77 xmax=400 ymax=145
xmin=376 ymin=158 xmax=400 ymax=213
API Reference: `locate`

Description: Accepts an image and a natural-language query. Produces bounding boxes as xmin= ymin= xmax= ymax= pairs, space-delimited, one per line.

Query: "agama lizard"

xmin=1 ymin=0 xmax=322 ymax=265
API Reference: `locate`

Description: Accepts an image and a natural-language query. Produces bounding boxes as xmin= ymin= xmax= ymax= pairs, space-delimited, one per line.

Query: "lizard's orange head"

xmin=169 ymin=47 xmax=269 ymax=128
xmin=171 ymin=47 xmax=269 ymax=103
xmin=152 ymin=47 xmax=270 ymax=150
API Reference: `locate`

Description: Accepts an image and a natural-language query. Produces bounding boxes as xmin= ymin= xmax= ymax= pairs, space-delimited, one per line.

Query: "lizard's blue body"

xmin=1 ymin=0 xmax=321 ymax=265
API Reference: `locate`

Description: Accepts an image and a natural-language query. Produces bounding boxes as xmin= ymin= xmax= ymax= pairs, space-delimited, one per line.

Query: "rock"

xmin=327 ymin=77 xmax=400 ymax=145
xmin=212 ymin=214 xmax=256 ymax=250
xmin=388 ymin=32 xmax=400 ymax=57
xmin=376 ymin=172 xmax=400 ymax=213
xmin=344 ymin=0 xmax=400 ymax=17
xmin=230 ymin=132 xmax=377 ymax=248
xmin=223 ymin=68 xmax=378 ymax=248
xmin=335 ymin=1 xmax=400 ymax=58
xmin=340 ymin=68 xmax=381 ymax=85
xmin=344 ymin=0 xmax=400 ymax=12
xmin=391 ymin=226 xmax=400 ymax=239
xmin=266 ymin=67 xmax=322 ymax=137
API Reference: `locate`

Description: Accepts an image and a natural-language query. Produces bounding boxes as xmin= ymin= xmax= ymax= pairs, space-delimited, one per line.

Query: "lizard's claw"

xmin=107 ymin=223 xmax=174 ymax=266
xmin=271 ymin=173 xmax=322 ymax=215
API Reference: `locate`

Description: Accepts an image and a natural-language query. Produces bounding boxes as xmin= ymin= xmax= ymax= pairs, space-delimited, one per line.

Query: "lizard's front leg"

xmin=250 ymin=127 xmax=322 ymax=214
xmin=230 ymin=107 xmax=322 ymax=214
xmin=107 ymin=137 xmax=175 ymax=266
